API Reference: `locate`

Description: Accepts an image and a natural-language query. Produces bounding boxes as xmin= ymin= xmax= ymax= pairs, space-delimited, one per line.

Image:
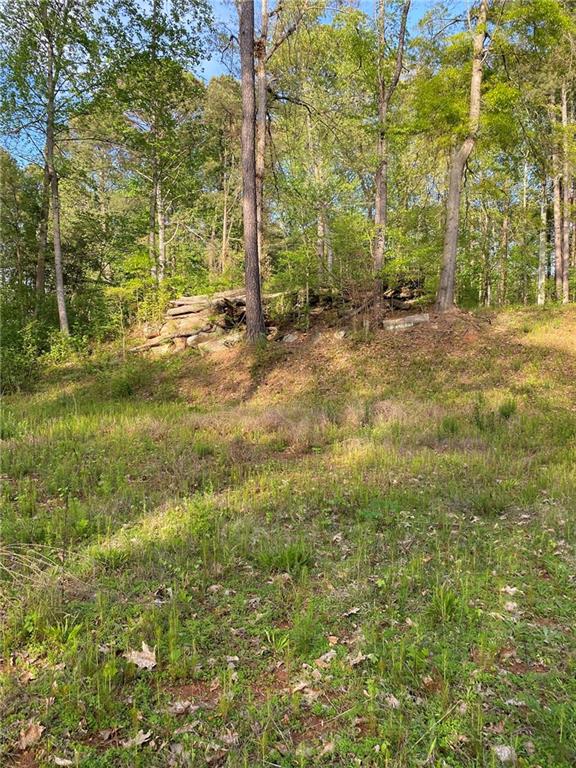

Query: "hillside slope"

xmin=1 ymin=307 xmax=575 ymax=767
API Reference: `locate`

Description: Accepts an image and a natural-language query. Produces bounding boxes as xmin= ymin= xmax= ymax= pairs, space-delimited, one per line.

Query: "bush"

xmin=0 ymin=316 xmax=42 ymax=394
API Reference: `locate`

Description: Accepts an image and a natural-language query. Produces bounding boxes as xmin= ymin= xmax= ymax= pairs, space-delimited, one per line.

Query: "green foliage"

xmin=252 ymin=538 xmax=314 ymax=577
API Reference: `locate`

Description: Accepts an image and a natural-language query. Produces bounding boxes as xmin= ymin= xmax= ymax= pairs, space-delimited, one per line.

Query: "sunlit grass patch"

xmin=1 ymin=308 xmax=576 ymax=766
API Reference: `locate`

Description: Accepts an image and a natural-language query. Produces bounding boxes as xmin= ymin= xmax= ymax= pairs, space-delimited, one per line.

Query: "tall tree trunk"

xmin=157 ymin=182 xmax=166 ymax=282
xmin=255 ymin=0 xmax=268 ymax=275
xmin=498 ymin=203 xmax=509 ymax=305
xmin=480 ymin=206 xmax=490 ymax=306
xmin=149 ymin=170 xmax=157 ymax=280
xmin=572 ymin=178 xmax=576 ymax=270
xmin=316 ymin=209 xmax=326 ymax=277
xmin=35 ymin=159 xmax=50 ymax=312
xmin=46 ymin=40 xmax=69 ymax=334
xmin=372 ymin=0 xmax=411 ymax=292
xmin=537 ymin=178 xmax=547 ymax=306
xmin=239 ymin=0 xmax=266 ymax=342
xmin=326 ymin=232 xmax=334 ymax=276
xmin=436 ymin=0 xmax=489 ymax=312
xmin=552 ymin=140 xmax=563 ymax=299
xmin=221 ymin=165 xmax=229 ymax=274
xmin=561 ymin=84 xmax=570 ymax=303
xmin=306 ymin=110 xmax=328 ymax=279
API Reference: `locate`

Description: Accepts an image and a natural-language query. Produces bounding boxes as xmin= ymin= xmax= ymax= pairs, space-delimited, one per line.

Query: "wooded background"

xmin=1 ymin=1 xmax=575 ymax=381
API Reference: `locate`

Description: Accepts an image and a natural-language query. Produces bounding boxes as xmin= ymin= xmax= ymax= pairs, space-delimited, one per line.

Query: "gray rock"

xmin=282 ymin=332 xmax=299 ymax=343
xmin=197 ymin=331 xmax=243 ymax=355
xmin=382 ymin=313 xmax=430 ymax=331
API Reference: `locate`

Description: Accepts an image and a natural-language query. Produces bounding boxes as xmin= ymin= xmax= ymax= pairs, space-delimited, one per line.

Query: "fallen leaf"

xmin=504 ymin=602 xmax=518 ymax=613
xmin=505 ymin=698 xmax=526 ymax=707
xmin=328 ymin=635 xmax=339 ymax=646
xmin=18 ymin=721 xmax=45 ymax=750
xmin=384 ymin=694 xmax=400 ymax=709
xmin=124 ymin=642 xmax=156 ymax=670
xmin=492 ymin=744 xmax=517 ymax=765
xmin=319 ymin=741 xmax=335 ymax=756
xmin=302 ymin=688 xmax=321 ymax=705
xmin=54 ymin=758 xmax=74 ymax=766
xmin=121 ymin=729 xmax=152 ymax=748
xmin=315 ymin=650 xmax=336 ymax=668
xmin=500 ymin=586 xmax=520 ymax=595
xmin=174 ymin=721 xmax=200 ymax=735
xmin=168 ymin=700 xmax=200 ymax=715
xmin=348 ymin=651 xmax=367 ymax=667
xmin=98 ymin=727 xmax=118 ymax=742
xmin=220 ymin=728 xmax=239 ymax=747
xmin=343 ymin=607 xmax=360 ymax=617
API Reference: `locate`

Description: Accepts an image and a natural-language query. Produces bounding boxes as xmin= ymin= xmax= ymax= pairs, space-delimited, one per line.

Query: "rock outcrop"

xmin=131 ymin=289 xmax=248 ymax=355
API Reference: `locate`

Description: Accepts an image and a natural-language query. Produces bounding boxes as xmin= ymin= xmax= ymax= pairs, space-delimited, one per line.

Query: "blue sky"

xmin=198 ymin=0 xmax=470 ymax=81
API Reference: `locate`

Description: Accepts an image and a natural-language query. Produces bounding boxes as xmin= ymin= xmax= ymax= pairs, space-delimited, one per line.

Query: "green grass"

xmin=1 ymin=307 xmax=576 ymax=767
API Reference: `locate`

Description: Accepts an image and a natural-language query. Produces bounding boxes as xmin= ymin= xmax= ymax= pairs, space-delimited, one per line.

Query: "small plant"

xmin=472 ymin=396 xmax=495 ymax=432
xmin=289 ymin=606 xmax=324 ymax=657
xmin=498 ymin=398 xmax=517 ymax=420
xmin=429 ymin=583 xmax=459 ymax=623
xmin=0 ymin=411 xmax=25 ymax=440
xmin=470 ymin=488 xmax=507 ymax=516
xmin=93 ymin=546 xmax=129 ymax=572
xmin=253 ymin=539 xmax=314 ymax=577
xmin=438 ymin=415 xmax=459 ymax=438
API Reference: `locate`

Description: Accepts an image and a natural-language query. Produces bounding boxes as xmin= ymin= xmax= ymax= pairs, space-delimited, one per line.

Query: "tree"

xmin=372 ymin=0 xmax=411 ymax=294
xmin=254 ymin=0 xmax=314 ymax=274
xmin=0 ymin=0 xmax=98 ymax=333
xmin=436 ymin=0 xmax=490 ymax=312
xmin=239 ymin=0 xmax=266 ymax=341
xmin=101 ymin=0 xmax=211 ymax=284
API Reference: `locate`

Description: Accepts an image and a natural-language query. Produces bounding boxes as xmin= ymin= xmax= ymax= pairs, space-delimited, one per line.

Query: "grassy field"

xmin=1 ymin=307 xmax=575 ymax=767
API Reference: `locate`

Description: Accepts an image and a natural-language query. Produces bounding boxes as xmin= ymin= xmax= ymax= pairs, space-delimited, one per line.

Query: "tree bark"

xmin=35 ymin=159 xmax=50 ymax=311
xmin=221 ymin=165 xmax=229 ymax=273
xmin=45 ymin=36 xmax=69 ymax=334
xmin=538 ymin=178 xmax=547 ymax=306
xmin=552 ymin=138 xmax=563 ymax=300
xmin=239 ymin=0 xmax=266 ymax=342
xmin=372 ymin=0 xmax=411 ymax=292
xmin=436 ymin=0 xmax=489 ymax=312
xmin=149 ymin=170 xmax=157 ymax=280
xmin=157 ymin=182 xmax=166 ymax=282
xmin=561 ymin=84 xmax=570 ymax=303
xmin=498 ymin=206 xmax=509 ymax=305
xmin=306 ymin=110 xmax=329 ymax=279
xmin=255 ymin=0 xmax=268 ymax=276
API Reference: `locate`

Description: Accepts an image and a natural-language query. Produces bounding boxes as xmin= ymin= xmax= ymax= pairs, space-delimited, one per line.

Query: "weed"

xmin=253 ymin=538 xmax=314 ymax=577
xmin=498 ymin=397 xmax=517 ymax=420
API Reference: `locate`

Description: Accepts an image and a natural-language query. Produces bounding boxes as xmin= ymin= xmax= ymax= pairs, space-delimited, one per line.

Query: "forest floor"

xmin=1 ymin=306 xmax=575 ymax=768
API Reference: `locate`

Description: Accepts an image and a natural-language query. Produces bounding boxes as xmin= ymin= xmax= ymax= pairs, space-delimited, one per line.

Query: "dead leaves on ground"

xmin=18 ymin=721 xmax=44 ymax=750
xmin=123 ymin=642 xmax=156 ymax=670
xmin=121 ymin=729 xmax=152 ymax=748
